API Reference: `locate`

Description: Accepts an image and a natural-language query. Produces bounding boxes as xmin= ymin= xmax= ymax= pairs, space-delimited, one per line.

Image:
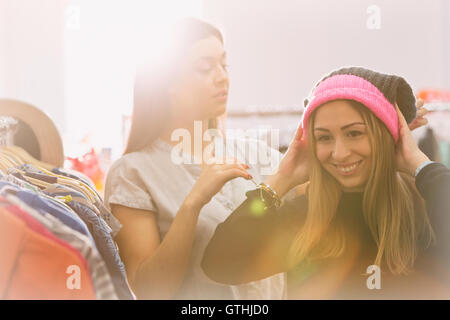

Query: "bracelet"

xmin=257 ymin=182 xmax=282 ymax=209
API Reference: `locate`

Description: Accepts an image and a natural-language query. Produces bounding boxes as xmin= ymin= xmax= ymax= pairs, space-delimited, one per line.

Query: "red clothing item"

xmin=4 ymin=203 xmax=91 ymax=274
xmin=0 ymin=207 xmax=96 ymax=299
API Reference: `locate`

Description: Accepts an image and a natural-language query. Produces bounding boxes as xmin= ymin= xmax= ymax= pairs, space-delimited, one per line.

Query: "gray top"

xmin=104 ymin=137 xmax=292 ymax=299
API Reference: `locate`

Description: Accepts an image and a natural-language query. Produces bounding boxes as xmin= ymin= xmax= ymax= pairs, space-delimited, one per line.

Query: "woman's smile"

xmin=332 ymin=159 xmax=364 ymax=176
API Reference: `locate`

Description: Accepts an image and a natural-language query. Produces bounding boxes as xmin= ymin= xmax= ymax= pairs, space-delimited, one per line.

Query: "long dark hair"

xmin=124 ymin=18 xmax=224 ymax=154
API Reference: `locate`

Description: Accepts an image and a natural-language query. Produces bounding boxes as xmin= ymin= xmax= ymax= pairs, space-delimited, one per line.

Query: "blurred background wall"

xmin=0 ymin=0 xmax=449 ymax=160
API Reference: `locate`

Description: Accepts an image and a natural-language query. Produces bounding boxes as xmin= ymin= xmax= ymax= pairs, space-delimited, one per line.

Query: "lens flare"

xmin=249 ymin=199 xmax=266 ymax=217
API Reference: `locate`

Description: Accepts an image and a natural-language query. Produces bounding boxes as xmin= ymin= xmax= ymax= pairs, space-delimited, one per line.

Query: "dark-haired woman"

xmin=104 ymin=18 xmax=288 ymax=299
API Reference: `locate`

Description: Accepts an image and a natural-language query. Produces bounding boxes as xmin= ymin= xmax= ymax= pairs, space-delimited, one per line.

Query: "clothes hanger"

xmin=3 ymin=146 xmax=55 ymax=171
xmin=60 ymin=179 xmax=97 ymax=203
xmin=0 ymin=172 xmax=41 ymax=193
xmin=39 ymin=192 xmax=75 ymax=214
xmin=4 ymin=167 xmax=52 ymax=189
xmin=11 ymin=164 xmax=97 ymax=204
xmin=21 ymin=175 xmax=52 ymax=189
xmin=1 ymin=147 xmax=28 ymax=166
xmin=0 ymin=147 xmax=96 ymax=201
xmin=1 ymin=162 xmax=33 ymax=183
xmin=0 ymin=160 xmax=8 ymax=173
xmin=3 ymin=146 xmax=101 ymax=204
xmin=14 ymin=155 xmax=101 ymax=203
xmin=0 ymin=184 xmax=19 ymax=196
xmin=0 ymin=149 xmax=24 ymax=166
xmin=0 ymin=153 xmax=18 ymax=168
xmin=49 ymin=172 xmax=100 ymax=203
xmin=0 ymin=174 xmax=75 ymax=214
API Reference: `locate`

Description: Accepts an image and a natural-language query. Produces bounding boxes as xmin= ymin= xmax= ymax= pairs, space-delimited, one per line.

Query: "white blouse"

xmin=104 ymin=137 xmax=291 ymax=299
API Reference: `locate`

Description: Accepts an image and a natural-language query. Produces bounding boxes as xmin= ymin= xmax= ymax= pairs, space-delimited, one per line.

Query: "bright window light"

xmin=63 ymin=0 xmax=204 ymax=159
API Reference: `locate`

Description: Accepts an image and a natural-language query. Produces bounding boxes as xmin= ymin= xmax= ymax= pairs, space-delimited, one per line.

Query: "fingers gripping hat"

xmin=301 ymin=67 xmax=417 ymax=143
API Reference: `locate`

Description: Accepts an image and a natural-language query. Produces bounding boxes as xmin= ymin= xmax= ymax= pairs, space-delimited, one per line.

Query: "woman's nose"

xmin=214 ymin=65 xmax=228 ymax=85
xmin=331 ymin=138 xmax=351 ymax=162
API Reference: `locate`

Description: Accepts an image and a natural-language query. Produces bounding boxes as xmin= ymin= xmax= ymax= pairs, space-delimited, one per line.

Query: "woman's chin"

xmin=209 ymin=105 xmax=227 ymax=119
xmin=341 ymin=185 xmax=365 ymax=192
xmin=329 ymin=174 xmax=366 ymax=192
xmin=338 ymin=178 xmax=367 ymax=192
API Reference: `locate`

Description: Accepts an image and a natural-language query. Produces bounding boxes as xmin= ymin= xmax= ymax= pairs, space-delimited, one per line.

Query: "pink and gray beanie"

xmin=301 ymin=67 xmax=417 ymax=143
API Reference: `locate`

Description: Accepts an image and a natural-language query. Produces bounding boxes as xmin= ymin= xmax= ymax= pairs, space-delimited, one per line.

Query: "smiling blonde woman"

xmin=201 ymin=67 xmax=450 ymax=299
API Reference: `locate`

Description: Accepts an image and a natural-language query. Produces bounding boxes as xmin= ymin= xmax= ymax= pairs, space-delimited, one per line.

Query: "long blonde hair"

xmin=287 ymin=100 xmax=435 ymax=275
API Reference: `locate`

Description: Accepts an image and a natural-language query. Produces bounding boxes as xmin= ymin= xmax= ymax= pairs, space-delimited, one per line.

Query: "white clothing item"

xmin=104 ymin=137 xmax=293 ymax=300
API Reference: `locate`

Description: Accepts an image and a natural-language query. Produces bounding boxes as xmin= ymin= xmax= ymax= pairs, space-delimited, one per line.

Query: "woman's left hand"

xmin=408 ymin=98 xmax=429 ymax=131
xmin=395 ymin=102 xmax=431 ymax=176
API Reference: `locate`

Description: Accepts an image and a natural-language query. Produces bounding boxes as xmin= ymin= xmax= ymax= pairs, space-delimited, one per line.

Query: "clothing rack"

xmin=0 ymin=113 xmax=136 ymax=300
xmin=0 ymin=116 xmax=18 ymax=148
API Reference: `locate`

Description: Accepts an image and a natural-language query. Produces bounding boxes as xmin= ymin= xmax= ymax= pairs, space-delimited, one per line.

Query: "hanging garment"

xmin=3 ymin=195 xmax=118 ymax=300
xmin=0 ymin=207 xmax=96 ymax=299
xmin=14 ymin=189 xmax=93 ymax=240
xmin=0 ymin=178 xmax=133 ymax=300
xmin=42 ymin=188 xmax=134 ymax=300
xmin=0 ymin=147 xmax=133 ymax=299
xmin=19 ymin=164 xmax=122 ymax=236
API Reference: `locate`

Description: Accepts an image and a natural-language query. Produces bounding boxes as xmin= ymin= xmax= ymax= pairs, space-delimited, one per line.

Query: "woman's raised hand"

xmin=265 ymin=125 xmax=310 ymax=198
xmin=408 ymin=98 xmax=429 ymax=131
xmin=395 ymin=103 xmax=430 ymax=176
xmin=186 ymin=143 xmax=252 ymax=210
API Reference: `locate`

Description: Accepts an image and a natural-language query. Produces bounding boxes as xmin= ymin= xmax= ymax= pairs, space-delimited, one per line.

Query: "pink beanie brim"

xmin=302 ymin=74 xmax=399 ymax=143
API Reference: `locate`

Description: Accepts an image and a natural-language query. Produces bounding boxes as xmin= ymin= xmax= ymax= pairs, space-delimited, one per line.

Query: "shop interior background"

xmin=0 ymin=0 xmax=449 ymax=193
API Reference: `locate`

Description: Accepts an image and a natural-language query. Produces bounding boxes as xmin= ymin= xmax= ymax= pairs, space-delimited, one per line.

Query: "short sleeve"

xmin=104 ymin=157 xmax=157 ymax=213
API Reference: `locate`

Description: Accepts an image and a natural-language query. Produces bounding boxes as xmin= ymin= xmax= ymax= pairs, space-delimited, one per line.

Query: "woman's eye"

xmin=347 ymin=131 xmax=363 ymax=138
xmin=197 ymin=67 xmax=212 ymax=73
xmin=197 ymin=62 xmax=213 ymax=72
xmin=316 ymin=135 xmax=331 ymax=142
